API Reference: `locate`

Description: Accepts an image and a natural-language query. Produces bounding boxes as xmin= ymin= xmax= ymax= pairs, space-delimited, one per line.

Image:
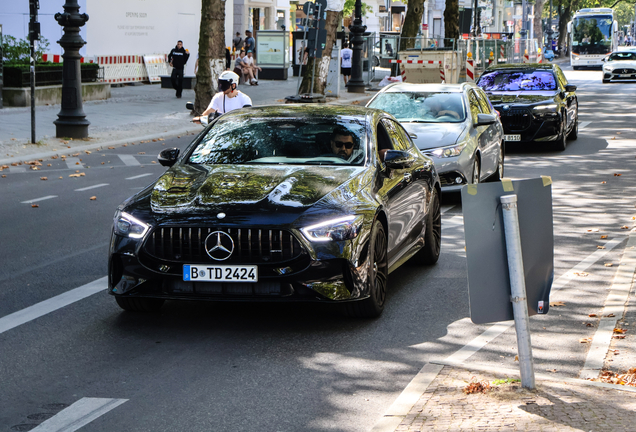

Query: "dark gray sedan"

xmin=367 ymin=83 xmax=505 ymax=191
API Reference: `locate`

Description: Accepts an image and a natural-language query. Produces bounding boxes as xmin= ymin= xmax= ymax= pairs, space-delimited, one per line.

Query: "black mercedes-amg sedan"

xmin=476 ymin=64 xmax=579 ymax=151
xmin=109 ymin=105 xmax=441 ymax=318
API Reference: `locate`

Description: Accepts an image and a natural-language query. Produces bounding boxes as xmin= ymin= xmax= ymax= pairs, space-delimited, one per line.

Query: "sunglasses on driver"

xmin=332 ymin=140 xmax=354 ymax=149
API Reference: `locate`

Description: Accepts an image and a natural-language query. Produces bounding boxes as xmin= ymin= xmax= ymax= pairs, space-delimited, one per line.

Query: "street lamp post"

xmin=347 ymin=0 xmax=366 ymax=93
xmin=54 ymin=0 xmax=90 ymax=139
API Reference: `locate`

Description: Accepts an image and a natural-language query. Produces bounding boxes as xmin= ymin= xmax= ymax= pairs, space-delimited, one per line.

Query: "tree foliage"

xmin=1 ymin=35 xmax=50 ymax=64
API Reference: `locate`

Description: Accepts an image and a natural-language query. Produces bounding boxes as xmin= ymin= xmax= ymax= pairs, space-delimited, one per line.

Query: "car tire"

xmin=373 ymin=56 xmax=380 ymax=67
xmin=567 ymin=116 xmax=578 ymax=140
xmin=486 ymin=142 xmax=505 ymax=182
xmin=345 ymin=220 xmax=388 ymax=318
xmin=413 ymin=188 xmax=441 ymax=265
xmin=602 ymin=79 xmax=610 ymax=83
xmin=115 ymin=296 xmax=165 ymax=313
xmin=554 ymin=114 xmax=568 ymax=151
xmin=573 ymin=66 xmax=581 ymax=70
xmin=471 ymin=157 xmax=481 ymax=184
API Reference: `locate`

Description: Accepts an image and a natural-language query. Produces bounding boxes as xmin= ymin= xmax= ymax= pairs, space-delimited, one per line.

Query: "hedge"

xmin=3 ymin=62 xmax=101 ymax=87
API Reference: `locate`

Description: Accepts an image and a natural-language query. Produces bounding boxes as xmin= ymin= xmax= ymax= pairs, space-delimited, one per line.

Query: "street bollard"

xmin=500 ymin=194 xmax=536 ymax=389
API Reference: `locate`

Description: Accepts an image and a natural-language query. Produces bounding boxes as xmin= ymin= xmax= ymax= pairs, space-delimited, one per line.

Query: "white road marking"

xmin=29 ymin=397 xmax=127 ymax=432
xmin=75 ymin=183 xmax=109 ymax=192
xmin=118 ymin=154 xmax=141 ymax=166
xmin=9 ymin=166 xmax=26 ymax=173
xmin=126 ymin=173 xmax=153 ymax=180
xmin=65 ymin=157 xmax=83 ymax=169
xmin=579 ymin=121 xmax=591 ymax=130
xmin=371 ymin=237 xmax=627 ymax=431
xmin=0 ymin=277 xmax=107 ymax=335
xmin=580 ymin=230 xmax=636 ymax=379
xmin=21 ymin=195 xmax=58 ymax=204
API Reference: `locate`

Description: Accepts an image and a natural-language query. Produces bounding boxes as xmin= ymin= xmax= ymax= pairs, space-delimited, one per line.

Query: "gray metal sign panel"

xmin=461 ymin=177 xmax=554 ymax=324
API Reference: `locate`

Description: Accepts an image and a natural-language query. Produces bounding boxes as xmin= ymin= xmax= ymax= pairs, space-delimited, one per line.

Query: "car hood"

xmin=401 ymin=122 xmax=466 ymax=149
xmin=149 ymin=163 xmax=366 ymax=216
xmin=487 ymin=91 xmax=557 ymax=105
xmin=606 ymin=60 xmax=636 ymax=69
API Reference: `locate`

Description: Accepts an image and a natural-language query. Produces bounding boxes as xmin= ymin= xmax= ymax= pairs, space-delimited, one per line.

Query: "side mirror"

xmin=408 ymin=132 xmax=418 ymax=140
xmin=384 ymin=150 xmax=414 ymax=169
xmin=476 ymin=113 xmax=497 ymax=126
xmin=565 ymin=84 xmax=577 ymax=92
xmin=158 ymin=148 xmax=180 ymax=167
xmin=186 ymin=102 xmax=194 ymax=110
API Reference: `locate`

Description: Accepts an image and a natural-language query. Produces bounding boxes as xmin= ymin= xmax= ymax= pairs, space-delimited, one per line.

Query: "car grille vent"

xmin=143 ymin=227 xmax=305 ymax=264
xmin=616 ymin=68 xmax=636 ymax=74
xmin=501 ymin=108 xmax=532 ymax=130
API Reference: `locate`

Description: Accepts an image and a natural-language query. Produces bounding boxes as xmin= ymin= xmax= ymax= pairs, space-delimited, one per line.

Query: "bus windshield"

xmin=572 ymin=15 xmax=613 ymax=55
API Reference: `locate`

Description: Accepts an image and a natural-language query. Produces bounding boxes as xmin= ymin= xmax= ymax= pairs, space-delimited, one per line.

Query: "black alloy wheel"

xmin=345 ymin=220 xmax=388 ymax=318
xmin=115 ymin=296 xmax=165 ymax=313
xmin=567 ymin=115 xmax=579 ymax=140
xmin=413 ymin=188 xmax=442 ymax=265
xmin=554 ymin=114 xmax=568 ymax=151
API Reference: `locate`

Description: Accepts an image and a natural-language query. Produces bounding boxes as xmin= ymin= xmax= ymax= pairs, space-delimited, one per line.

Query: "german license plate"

xmin=619 ymin=74 xmax=632 ymax=78
xmin=504 ymin=134 xmax=521 ymax=141
xmin=183 ymin=265 xmax=258 ymax=282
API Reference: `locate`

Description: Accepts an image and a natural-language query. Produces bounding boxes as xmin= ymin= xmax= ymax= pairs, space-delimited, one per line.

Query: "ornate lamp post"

xmin=54 ymin=0 xmax=90 ymax=138
xmin=347 ymin=0 xmax=366 ymax=93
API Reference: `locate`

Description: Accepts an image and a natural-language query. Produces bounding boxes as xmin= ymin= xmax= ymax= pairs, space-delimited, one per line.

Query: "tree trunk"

xmin=444 ymin=0 xmax=459 ymax=42
xmin=194 ymin=0 xmax=226 ymax=114
xmin=557 ymin=4 xmax=573 ymax=52
xmin=299 ymin=10 xmax=342 ymax=95
xmin=400 ymin=0 xmax=425 ymax=50
xmin=533 ymin=0 xmax=547 ymax=51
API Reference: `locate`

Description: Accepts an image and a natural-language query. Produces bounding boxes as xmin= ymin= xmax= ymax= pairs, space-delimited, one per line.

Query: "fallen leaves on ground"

xmin=47 ymin=164 xmax=52 ymax=167
xmin=31 ymin=204 xmax=39 ymax=208
xmin=68 ymin=173 xmax=86 ymax=178
xmin=1 ymin=175 xmax=6 ymax=178
xmin=89 ymin=196 xmax=97 ymax=201
xmin=40 ymin=177 xmax=47 ymax=181
xmin=514 ymin=355 xmax=519 ymax=362
xmin=597 ymin=245 xmax=606 ymax=249
xmin=580 ymin=338 xmax=592 ymax=343
xmin=614 ymin=328 xmax=627 ymax=334
xmin=72 ymin=153 xmax=79 ymax=157
xmin=573 ymin=271 xmax=589 ymax=277
xmin=108 ymin=146 xmax=115 ymax=149
xmin=621 ymin=226 xmax=630 ymax=229
xmin=546 ymin=369 xmax=557 ymax=373
xmin=25 ymin=160 xmax=42 ymax=166
xmin=614 ymin=335 xmax=626 ymax=339
xmin=601 ymin=181 xmax=607 ymax=184
xmin=138 ymin=152 xmax=146 ymax=155
xmin=587 ymin=228 xmax=599 ymax=232
xmin=584 ymin=322 xmax=593 ymax=327
xmin=463 ymin=379 xmax=491 ymax=394
xmin=605 ymin=313 xmax=615 ymax=317
xmin=614 ymin=173 xmax=622 ymax=176
xmin=605 ymin=263 xmax=614 ymax=267
xmin=589 ymin=313 xmax=598 ymax=317
xmin=601 ymin=235 xmax=608 ymax=239
xmin=550 ymin=301 xmax=566 ymax=307
xmin=596 ymin=368 xmax=636 ymax=386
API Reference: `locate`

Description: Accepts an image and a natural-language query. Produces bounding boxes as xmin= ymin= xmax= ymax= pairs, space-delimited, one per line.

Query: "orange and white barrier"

xmin=466 ymin=53 xmax=474 ymax=82
xmin=389 ymin=60 xmax=442 ymax=65
xmin=41 ymin=54 xmax=92 ymax=63
xmin=96 ymin=55 xmax=150 ymax=83
xmin=499 ymin=45 xmax=505 ymax=62
xmin=440 ymin=67 xmax=445 ymax=83
xmin=400 ymin=64 xmax=406 ymax=82
xmin=523 ymin=50 xmax=529 ymax=63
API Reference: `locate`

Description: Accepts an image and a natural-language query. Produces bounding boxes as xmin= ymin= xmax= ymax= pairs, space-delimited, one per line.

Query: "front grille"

xmin=143 ymin=227 xmax=305 ymax=264
xmin=165 ymin=279 xmax=293 ymax=296
xmin=614 ymin=68 xmax=636 ymax=74
xmin=500 ymin=108 xmax=532 ymax=131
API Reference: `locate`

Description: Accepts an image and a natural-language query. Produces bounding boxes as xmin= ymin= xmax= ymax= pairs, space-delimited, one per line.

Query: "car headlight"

xmin=427 ymin=142 xmax=467 ymax=158
xmin=532 ymin=104 xmax=558 ymax=113
xmin=113 ymin=210 xmax=151 ymax=239
xmin=573 ymin=56 xmax=579 ymax=60
xmin=300 ymin=215 xmax=364 ymax=242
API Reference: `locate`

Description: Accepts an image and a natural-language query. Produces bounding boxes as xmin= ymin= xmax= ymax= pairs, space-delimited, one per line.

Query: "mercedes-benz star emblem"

xmin=204 ymin=231 xmax=234 ymax=261
xmin=217 ymin=212 xmax=226 ymax=219
xmin=502 ymin=105 xmax=510 ymax=111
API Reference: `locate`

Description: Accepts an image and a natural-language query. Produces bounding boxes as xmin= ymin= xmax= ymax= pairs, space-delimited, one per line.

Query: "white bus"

xmin=567 ymin=8 xmax=618 ymax=69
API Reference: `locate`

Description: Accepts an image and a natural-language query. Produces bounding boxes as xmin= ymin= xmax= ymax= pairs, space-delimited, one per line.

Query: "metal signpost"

xmin=462 ymin=178 xmax=554 ymax=389
xmin=29 ymin=0 xmax=41 ymax=143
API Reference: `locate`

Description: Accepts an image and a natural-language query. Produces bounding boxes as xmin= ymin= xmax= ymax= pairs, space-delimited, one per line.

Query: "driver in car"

xmin=424 ymin=98 xmax=460 ymax=120
xmin=330 ymin=126 xmax=357 ymax=160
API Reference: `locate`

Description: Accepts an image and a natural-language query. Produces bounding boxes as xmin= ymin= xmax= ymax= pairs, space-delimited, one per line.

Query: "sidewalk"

xmin=0 ymin=72 xmax=385 ymax=165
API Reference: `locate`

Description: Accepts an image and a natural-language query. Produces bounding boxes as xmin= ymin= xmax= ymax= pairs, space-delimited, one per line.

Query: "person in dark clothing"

xmin=226 ymin=48 xmax=231 ymax=71
xmin=168 ymin=40 xmax=190 ymax=98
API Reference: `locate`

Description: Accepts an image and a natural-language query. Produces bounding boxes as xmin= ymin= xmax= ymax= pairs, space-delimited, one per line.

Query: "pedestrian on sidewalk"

xmin=168 ymin=40 xmax=190 ymax=98
xmin=244 ymin=51 xmax=261 ymax=85
xmin=193 ymin=71 xmax=252 ymax=122
xmin=245 ymin=30 xmax=255 ymax=58
xmin=233 ymin=32 xmax=244 ymax=52
xmin=341 ymin=42 xmax=353 ymax=85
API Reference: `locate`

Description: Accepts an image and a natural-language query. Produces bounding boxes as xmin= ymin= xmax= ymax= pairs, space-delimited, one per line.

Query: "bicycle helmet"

xmin=218 ymin=71 xmax=240 ymax=91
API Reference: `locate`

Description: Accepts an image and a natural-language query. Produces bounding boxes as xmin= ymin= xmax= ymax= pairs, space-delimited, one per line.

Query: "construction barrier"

xmin=41 ymin=54 xmax=91 ymax=63
xmin=96 ymin=55 xmax=149 ymax=83
xmin=389 ymin=59 xmax=443 ymax=65
xmin=440 ymin=67 xmax=445 ymax=83
xmin=499 ymin=44 xmax=505 ymax=63
xmin=143 ymin=55 xmax=170 ymax=83
xmin=466 ymin=54 xmax=475 ymax=82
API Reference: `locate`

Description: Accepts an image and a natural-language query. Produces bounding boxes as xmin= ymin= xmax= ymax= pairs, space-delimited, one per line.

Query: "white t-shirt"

xmin=341 ymin=48 xmax=353 ymax=68
xmin=244 ymin=57 xmax=255 ymax=67
xmin=207 ymin=91 xmax=252 ymax=114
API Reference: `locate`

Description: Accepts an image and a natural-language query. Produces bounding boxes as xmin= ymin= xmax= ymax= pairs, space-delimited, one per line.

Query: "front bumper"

xmin=496 ymin=108 xmax=561 ymax=143
xmin=108 ymin=226 xmax=374 ymax=303
xmin=603 ymin=69 xmax=636 ymax=81
xmin=419 ymin=152 xmax=472 ymax=190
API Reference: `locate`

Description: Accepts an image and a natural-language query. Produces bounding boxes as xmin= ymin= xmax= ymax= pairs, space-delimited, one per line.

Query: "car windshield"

xmin=189 ymin=116 xmax=367 ymax=166
xmin=477 ymin=70 xmax=557 ymax=91
xmin=608 ymin=52 xmax=636 ymax=61
xmin=368 ymin=91 xmax=466 ymax=123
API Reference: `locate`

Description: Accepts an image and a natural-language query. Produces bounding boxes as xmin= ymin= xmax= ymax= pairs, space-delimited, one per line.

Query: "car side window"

xmin=381 ymin=119 xmax=409 ymax=151
xmin=474 ymin=89 xmax=492 ymax=114
xmin=467 ymin=91 xmax=481 ymax=124
xmin=555 ymin=67 xmax=567 ymax=88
